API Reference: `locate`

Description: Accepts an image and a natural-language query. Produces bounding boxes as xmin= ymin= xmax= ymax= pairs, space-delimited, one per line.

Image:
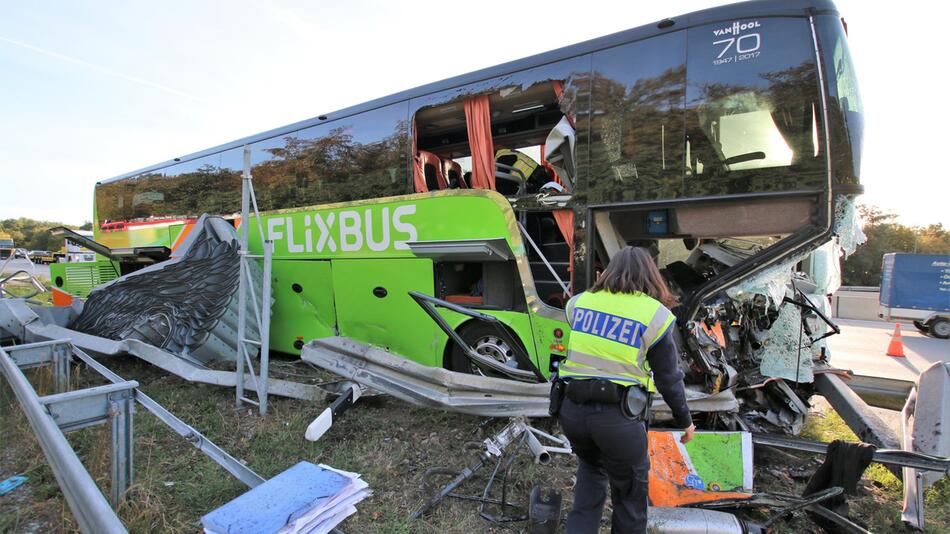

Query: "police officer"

xmin=555 ymin=246 xmax=694 ymax=533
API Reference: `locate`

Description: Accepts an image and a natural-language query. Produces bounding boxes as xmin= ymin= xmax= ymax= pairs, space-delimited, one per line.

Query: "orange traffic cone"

xmin=887 ymin=323 xmax=905 ymax=357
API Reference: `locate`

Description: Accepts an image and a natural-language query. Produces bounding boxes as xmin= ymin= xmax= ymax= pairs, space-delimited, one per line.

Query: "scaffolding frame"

xmin=235 ymin=145 xmax=274 ymax=415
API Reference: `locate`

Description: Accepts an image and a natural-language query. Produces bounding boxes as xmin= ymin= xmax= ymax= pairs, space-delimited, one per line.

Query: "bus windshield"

xmin=816 ymin=14 xmax=863 ymax=186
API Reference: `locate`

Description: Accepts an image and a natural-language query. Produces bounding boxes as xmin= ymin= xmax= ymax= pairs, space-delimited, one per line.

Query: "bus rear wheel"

xmin=448 ymin=322 xmax=524 ymax=377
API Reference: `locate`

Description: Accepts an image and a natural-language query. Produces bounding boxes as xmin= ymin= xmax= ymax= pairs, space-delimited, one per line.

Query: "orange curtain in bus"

xmin=412 ymin=119 xmax=428 ymax=192
xmin=464 ymin=94 xmax=495 ymax=190
xmin=553 ymin=208 xmax=574 ymax=294
xmin=552 ymin=79 xmax=564 ymax=102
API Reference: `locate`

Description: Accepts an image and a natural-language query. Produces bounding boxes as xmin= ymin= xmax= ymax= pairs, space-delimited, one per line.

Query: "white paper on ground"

xmin=276 ymin=464 xmax=370 ymax=534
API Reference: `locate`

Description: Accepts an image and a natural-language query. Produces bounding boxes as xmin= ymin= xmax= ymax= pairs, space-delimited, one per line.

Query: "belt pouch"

xmin=549 ymin=380 xmax=566 ymax=417
xmin=621 ymin=386 xmax=651 ymax=420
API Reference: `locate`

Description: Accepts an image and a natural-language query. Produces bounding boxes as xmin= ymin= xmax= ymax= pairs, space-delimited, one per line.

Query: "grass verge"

xmin=2 ymin=355 xmax=947 ymax=532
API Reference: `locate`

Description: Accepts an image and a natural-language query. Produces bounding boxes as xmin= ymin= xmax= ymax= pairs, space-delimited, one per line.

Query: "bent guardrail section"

xmin=1 ymin=337 xmax=268 ymax=534
xmin=0 ymin=342 xmax=127 ymax=534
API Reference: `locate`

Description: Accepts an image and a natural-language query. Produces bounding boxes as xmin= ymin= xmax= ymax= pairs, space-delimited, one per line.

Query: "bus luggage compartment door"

xmin=331 ymin=258 xmax=440 ymax=367
xmin=269 ymin=260 xmax=336 ymax=354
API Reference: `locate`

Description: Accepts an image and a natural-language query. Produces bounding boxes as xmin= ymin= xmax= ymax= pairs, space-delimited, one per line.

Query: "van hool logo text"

xmin=713 ymin=20 xmax=761 ymax=36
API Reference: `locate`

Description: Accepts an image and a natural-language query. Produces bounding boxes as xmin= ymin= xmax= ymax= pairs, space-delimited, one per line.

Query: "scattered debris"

xmin=802 ymin=440 xmax=876 ymax=524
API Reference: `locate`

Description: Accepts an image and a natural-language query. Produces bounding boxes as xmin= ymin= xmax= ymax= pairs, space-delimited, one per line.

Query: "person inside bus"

xmin=552 ymin=246 xmax=694 ymax=534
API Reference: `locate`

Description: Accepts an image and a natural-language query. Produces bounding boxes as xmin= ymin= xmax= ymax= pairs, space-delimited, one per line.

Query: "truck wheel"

xmin=448 ymin=322 xmax=525 ymax=376
xmin=913 ymin=320 xmax=929 ymax=333
xmin=929 ymin=318 xmax=950 ymax=339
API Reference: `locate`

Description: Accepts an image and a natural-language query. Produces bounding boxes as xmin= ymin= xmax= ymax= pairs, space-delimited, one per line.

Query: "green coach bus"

xmin=76 ymin=0 xmax=862 ymax=402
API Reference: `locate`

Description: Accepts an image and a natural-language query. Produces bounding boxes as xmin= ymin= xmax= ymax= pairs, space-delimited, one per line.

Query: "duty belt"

xmin=561 ymin=378 xmax=651 ymax=421
xmin=564 ymin=378 xmax=625 ymax=404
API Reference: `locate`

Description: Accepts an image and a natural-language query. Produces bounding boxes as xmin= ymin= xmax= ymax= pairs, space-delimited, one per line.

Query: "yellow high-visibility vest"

xmin=560 ymin=290 xmax=675 ymax=391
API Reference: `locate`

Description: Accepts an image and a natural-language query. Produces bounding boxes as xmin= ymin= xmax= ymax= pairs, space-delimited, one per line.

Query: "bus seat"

xmin=494 ymin=149 xmax=531 ymax=195
xmin=418 ymin=151 xmax=448 ymax=190
xmin=495 ymin=149 xmax=550 ymax=195
xmin=443 ymin=160 xmax=464 ymax=188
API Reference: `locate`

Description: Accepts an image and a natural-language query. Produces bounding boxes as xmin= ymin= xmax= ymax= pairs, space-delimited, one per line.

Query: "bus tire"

xmin=929 ymin=318 xmax=950 ymax=339
xmin=448 ymin=322 xmax=525 ymax=376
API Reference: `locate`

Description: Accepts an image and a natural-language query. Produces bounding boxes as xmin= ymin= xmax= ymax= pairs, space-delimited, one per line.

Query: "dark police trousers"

xmin=558 ymin=396 xmax=649 ymax=533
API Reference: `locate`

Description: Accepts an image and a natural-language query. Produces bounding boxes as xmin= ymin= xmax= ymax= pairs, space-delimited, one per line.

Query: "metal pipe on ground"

xmin=0 ymin=347 xmax=127 ymax=534
xmin=524 ymin=429 xmax=551 ymax=466
xmin=647 ymin=507 xmax=759 ymax=534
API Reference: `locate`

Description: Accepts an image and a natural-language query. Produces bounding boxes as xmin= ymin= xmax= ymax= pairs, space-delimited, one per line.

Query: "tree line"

xmin=841 ymin=205 xmax=949 ymax=286
xmin=0 ymin=218 xmax=92 ymax=252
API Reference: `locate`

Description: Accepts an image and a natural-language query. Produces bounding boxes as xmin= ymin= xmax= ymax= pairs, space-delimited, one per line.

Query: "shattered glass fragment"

xmin=833 ymin=195 xmax=867 ymax=259
xmin=757 ymin=303 xmax=814 ymax=383
xmin=725 ymin=254 xmax=804 ymax=310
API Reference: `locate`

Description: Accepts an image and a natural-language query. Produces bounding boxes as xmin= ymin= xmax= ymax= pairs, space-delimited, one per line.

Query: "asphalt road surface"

xmin=827 ymin=318 xmax=948 ymax=383
xmin=0 ymin=258 xmax=50 ymax=280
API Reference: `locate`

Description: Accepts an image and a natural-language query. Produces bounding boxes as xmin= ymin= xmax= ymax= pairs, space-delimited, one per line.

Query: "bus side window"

xmin=588 ymin=31 xmax=687 ymax=204
xmin=412 ymin=69 xmax=586 ymax=196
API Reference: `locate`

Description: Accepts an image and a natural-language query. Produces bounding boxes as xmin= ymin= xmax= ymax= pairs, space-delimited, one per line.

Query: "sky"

xmin=0 ymin=0 xmax=947 ymax=227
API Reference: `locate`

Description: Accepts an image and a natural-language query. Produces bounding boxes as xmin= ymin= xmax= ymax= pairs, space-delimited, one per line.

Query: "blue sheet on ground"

xmin=0 ymin=475 xmax=27 ymax=496
xmin=202 ymin=461 xmax=350 ymax=534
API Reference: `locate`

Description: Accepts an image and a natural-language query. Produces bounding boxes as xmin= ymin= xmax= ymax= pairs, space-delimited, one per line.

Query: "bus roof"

xmin=100 ymin=0 xmax=839 ymax=185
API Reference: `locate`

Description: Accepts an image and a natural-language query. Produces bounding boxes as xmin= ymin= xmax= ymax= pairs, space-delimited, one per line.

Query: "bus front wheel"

xmin=448 ymin=322 xmax=524 ymax=377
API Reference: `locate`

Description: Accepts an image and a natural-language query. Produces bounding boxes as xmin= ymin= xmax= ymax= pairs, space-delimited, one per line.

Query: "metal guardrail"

xmin=1 ymin=338 xmax=266 ymax=533
xmin=0 ymin=341 xmax=127 ymax=534
xmin=752 ymin=433 xmax=950 ymax=475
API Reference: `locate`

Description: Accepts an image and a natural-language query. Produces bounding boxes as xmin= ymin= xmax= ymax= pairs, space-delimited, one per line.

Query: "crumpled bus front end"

xmin=582 ymin=8 xmax=866 ymax=434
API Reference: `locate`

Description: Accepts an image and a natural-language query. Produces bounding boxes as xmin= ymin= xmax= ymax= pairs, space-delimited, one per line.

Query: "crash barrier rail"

xmin=0 ymin=341 xmax=126 ymax=534
xmin=235 ymin=144 xmax=275 ymax=415
xmin=751 ymin=433 xmax=950 ymax=475
xmin=0 ymin=268 xmax=46 ymax=301
xmin=408 ymin=291 xmax=546 ymax=382
xmin=0 ymin=339 xmax=264 ymax=534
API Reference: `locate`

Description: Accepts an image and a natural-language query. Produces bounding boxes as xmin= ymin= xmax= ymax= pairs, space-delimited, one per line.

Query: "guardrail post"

xmin=53 ymin=342 xmax=71 ymax=393
xmin=109 ymin=390 xmax=134 ymax=506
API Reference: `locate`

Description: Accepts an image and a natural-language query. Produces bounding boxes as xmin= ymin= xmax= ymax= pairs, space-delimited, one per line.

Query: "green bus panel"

xmin=50 ymin=260 xmax=120 ymax=298
xmin=269 ymin=260 xmax=337 ymax=354
xmin=331 ymin=258 xmax=439 ymax=366
xmin=529 ymin=312 xmax=569 ymax=377
xmin=168 ymin=223 xmax=186 ymax=247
